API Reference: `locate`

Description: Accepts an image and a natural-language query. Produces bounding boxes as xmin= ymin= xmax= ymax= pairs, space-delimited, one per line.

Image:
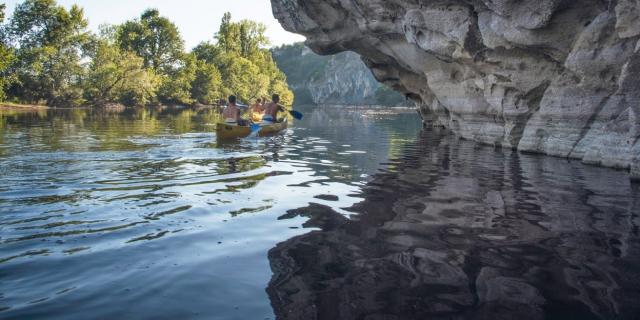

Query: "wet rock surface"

xmin=267 ymin=129 xmax=640 ymax=320
xmin=271 ymin=0 xmax=640 ymax=178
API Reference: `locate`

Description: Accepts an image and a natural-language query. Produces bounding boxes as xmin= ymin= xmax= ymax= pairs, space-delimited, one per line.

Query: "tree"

xmin=191 ymin=60 xmax=222 ymax=105
xmin=1 ymin=4 xmax=295 ymax=107
xmin=117 ymin=9 xmax=184 ymax=73
xmin=217 ymin=54 xmax=262 ymax=103
xmin=84 ymin=29 xmax=159 ymax=106
xmin=157 ymin=53 xmax=196 ymax=105
xmin=271 ymin=79 xmax=294 ymax=106
xmin=215 ymin=13 xmax=269 ymax=59
xmin=6 ymin=0 xmax=89 ymax=106
xmin=216 ymin=13 xmax=239 ymax=54
xmin=0 ymin=4 xmax=15 ymax=101
xmin=211 ymin=13 xmax=293 ymax=104
xmin=8 ymin=0 xmax=88 ymax=48
xmin=192 ymin=41 xmax=221 ymax=64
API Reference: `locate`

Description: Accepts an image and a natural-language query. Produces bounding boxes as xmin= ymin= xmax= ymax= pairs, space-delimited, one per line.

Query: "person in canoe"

xmin=250 ymin=98 xmax=265 ymax=123
xmin=222 ymin=95 xmax=242 ymax=125
xmin=263 ymin=94 xmax=285 ymax=123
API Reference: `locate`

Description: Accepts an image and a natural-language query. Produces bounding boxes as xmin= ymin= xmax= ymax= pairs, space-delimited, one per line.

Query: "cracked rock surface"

xmin=271 ymin=0 xmax=640 ymax=178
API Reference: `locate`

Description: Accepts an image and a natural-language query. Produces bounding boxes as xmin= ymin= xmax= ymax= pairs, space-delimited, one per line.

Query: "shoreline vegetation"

xmin=0 ymin=1 xmax=294 ymax=109
xmin=0 ymin=102 xmax=416 ymax=113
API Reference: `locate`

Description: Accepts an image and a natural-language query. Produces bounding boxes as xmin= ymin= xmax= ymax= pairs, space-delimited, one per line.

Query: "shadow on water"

xmin=267 ymin=128 xmax=640 ymax=320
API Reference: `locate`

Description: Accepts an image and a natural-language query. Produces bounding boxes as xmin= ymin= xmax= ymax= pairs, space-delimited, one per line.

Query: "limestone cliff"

xmin=272 ymin=43 xmax=407 ymax=106
xmin=271 ymin=0 xmax=640 ymax=179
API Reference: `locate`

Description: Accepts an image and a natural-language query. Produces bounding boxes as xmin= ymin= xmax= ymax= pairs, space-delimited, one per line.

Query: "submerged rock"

xmin=271 ymin=0 xmax=640 ymax=179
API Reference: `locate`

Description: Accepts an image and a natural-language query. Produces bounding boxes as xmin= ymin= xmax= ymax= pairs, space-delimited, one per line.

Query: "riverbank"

xmin=1 ymin=102 xmax=221 ymax=111
xmin=0 ymin=103 xmax=49 ymax=110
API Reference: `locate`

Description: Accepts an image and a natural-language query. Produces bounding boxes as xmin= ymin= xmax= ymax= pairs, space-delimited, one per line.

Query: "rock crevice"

xmin=271 ymin=0 xmax=640 ymax=178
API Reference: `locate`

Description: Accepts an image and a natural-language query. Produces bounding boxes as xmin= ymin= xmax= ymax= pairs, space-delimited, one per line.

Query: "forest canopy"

xmin=0 ymin=0 xmax=294 ymax=107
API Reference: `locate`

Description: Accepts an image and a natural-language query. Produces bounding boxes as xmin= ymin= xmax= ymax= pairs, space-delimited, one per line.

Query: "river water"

xmin=1 ymin=105 xmax=639 ymax=319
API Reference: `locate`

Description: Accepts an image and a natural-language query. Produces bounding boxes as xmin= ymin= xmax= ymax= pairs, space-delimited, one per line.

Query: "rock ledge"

xmin=271 ymin=0 xmax=640 ymax=179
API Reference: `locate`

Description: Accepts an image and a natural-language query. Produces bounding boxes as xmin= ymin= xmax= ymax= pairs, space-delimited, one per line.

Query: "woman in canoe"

xmin=250 ymin=98 xmax=265 ymax=123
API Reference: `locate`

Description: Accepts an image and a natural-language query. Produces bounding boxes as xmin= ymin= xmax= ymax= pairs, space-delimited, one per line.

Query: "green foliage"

xmin=203 ymin=12 xmax=293 ymax=104
xmin=191 ymin=59 xmax=222 ymax=105
xmin=84 ymin=35 xmax=159 ymax=106
xmin=216 ymin=13 xmax=269 ymax=57
xmin=6 ymin=0 xmax=89 ymax=106
xmin=271 ymin=79 xmax=294 ymax=106
xmin=116 ymin=9 xmax=184 ymax=73
xmin=221 ymin=54 xmax=264 ymax=101
xmin=0 ymin=4 xmax=15 ymax=101
xmin=216 ymin=13 xmax=238 ymax=54
xmin=8 ymin=0 xmax=88 ymax=48
xmin=0 ymin=49 xmax=12 ymax=101
xmin=192 ymin=42 xmax=220 ymax=64
xmin=157 ymin=53 xmax=196 ymax=105
xmin=2 ymin=3 xmax=294 ymax=108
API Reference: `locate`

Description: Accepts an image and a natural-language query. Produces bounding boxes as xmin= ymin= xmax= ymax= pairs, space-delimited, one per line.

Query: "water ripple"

xmin=0 ymin=105 xmax=422 ymax=319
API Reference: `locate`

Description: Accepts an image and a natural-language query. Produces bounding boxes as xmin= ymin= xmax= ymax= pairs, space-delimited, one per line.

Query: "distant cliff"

xmin=271 ymin=43 xmax=407 ymax=106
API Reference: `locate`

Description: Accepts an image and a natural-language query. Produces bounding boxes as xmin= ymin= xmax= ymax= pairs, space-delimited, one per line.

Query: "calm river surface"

xmin=1 ymin=105 xmax=639 ymax=319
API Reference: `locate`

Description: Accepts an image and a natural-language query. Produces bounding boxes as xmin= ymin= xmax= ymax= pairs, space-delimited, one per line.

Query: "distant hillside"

xmin=271 ymin=43 xmax=408 ymax=106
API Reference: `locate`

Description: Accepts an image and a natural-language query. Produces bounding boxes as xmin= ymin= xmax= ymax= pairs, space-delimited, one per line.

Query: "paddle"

xmin=250 ymin=123 xmax=262 ymax=133
xmin=277 ymin=105 xmax=303 ymax=120
xmin=288 ymin=110 xmax=303 ymax=120
xmin=247 ymin=123 xmax=262 ymax=138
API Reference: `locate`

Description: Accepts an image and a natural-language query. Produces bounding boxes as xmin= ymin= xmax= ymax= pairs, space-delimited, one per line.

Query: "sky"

xmin=2 ymin=0 xmax=306 ymax=49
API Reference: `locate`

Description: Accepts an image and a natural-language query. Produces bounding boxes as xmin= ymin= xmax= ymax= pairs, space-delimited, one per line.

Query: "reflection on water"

xmin=4 ymin=105 xmax=638 ymax=319
xmin=0 ymin=105 xmax=420 ymax=319
xmin=268 ymin=128 xmax=640 ymax=320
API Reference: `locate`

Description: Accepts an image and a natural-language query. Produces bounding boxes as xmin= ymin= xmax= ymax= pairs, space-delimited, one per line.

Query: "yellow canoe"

xmin=216 ymin=118 xmax=288 ymax=140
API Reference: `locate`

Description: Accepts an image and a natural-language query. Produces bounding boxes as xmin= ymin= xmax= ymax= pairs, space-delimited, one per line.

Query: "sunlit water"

xmin=2 ymin=105 xmax=639 ymax=319
xmin=0 ymin=105 xmax=420 ymax=319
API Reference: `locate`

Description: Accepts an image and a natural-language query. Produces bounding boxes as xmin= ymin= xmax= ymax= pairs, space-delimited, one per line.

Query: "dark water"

xmin=1 ymin=106 xmax=639 ymax=319
xmin=268 ymin=128 xmax=640 ymax=320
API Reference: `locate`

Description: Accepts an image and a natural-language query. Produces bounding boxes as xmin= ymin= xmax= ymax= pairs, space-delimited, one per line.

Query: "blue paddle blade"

xmin=289 ymin=110 xmax=303 ymax=120
xmin=250 ymin=124 xmax=262 ymax=133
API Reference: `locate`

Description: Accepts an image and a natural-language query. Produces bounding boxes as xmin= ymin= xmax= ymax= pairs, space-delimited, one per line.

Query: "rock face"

xmin=271 ymin=44 xmax=407 ymax=106
xmin=271 ymin=0 xmax=640 ymax=179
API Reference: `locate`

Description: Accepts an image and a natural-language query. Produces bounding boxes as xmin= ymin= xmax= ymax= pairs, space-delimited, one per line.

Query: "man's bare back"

xmin=222 ymin=95 xmax=240 ymax=123
xmin=264 ymin=94 xmax=283 ymax=121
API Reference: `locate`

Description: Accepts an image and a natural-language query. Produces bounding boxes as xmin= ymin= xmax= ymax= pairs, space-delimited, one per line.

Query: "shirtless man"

xmin=263 ymin=94 xmax=285 ymax=123
xmin=222 ymin=95 xmax=240 ymax=124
